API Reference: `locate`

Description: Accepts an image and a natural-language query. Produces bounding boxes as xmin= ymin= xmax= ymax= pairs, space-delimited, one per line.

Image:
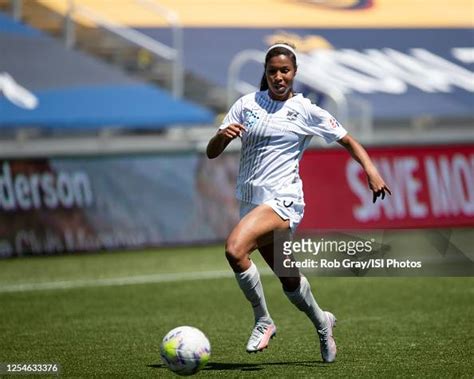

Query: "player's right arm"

xmin=206 ymin=123 xmax=246 ymax=159
xmin=207 ymin=96 xmax=247 ymax=159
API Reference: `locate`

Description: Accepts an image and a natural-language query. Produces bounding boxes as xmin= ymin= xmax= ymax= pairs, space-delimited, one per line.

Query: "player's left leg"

xmin=285 ymin=275 xmax=337 ymax=363
xmin=258 ymin=240 xmax=337 ymax=363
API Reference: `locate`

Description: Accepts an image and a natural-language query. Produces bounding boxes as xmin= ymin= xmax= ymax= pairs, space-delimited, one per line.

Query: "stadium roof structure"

xmin=0 ymin=12 xmax=214 ymax=131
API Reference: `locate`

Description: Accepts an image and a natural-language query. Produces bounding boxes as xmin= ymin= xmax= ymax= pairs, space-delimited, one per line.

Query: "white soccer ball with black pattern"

xmin=160 ymin=326 xmax=211 ymax=376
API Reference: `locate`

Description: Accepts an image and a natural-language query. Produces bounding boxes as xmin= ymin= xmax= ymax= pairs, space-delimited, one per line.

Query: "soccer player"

xmin=206 ymin=42 xmax=391 ymax=363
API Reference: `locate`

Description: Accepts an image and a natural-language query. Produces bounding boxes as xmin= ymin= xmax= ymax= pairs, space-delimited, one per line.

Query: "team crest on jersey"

xmin=329 ymin=117 xmax=341 ymax=128
xmin=286 ymin=110 xmax=299 ymax=121
xmin=243 ymin=109 xmax=259 ymax=129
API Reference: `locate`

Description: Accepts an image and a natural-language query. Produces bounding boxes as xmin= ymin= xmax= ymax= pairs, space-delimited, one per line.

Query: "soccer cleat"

xmin=246 ymin=321 xmax=276 ymax=353
xmin=318 ymin=311 xmax=337 ymax=363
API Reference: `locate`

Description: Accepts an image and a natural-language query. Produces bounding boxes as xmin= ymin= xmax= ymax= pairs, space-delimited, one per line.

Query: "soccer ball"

xmin=160 ymin=326 xmax=211 ymax=376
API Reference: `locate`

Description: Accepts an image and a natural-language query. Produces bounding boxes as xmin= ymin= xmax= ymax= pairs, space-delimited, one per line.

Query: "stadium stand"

xmin=0 ymin=6 xmax=215 ymax=155
xmin=0 ymin=11 xmax=213 ymax=130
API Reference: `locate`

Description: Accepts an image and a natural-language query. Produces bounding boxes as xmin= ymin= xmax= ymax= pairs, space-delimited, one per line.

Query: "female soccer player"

xmin=206 ymin=43 xmax=391 ymax=363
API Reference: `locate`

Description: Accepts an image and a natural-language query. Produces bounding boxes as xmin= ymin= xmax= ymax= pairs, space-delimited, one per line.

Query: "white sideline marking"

xmin=0 ymin=268 xmax=273 ymax=294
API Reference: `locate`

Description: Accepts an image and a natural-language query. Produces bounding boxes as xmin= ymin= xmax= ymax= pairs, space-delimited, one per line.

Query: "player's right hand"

xmin=218 ymin=123 xmax=246 ymax=140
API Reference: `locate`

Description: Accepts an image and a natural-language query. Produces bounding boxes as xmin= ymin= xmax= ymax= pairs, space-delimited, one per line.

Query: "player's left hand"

xmin=367 ymin=170 xmax=392 ymax=203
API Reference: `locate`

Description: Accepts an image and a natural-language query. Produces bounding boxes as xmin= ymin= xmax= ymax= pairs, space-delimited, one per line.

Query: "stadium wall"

xmin=0 ymin=143 xmax=473 ymax=258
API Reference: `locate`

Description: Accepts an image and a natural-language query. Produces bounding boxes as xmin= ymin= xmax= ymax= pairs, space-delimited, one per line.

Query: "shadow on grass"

xmin=149 ymin=359 xmax=330 ymax=372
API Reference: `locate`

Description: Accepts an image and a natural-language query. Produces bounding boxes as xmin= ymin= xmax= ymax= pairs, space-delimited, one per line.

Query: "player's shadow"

xmin=149 ymin=360 xmax=328 ymax=372
xmin=204 ymin=362 xmax=262 ymax=371
xmin=205 ymin=360 xmax=329 ymax=371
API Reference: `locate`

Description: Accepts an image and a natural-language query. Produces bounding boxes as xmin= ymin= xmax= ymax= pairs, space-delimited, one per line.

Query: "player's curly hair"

xmin=260 ymin=42 xmax=298 ymax=91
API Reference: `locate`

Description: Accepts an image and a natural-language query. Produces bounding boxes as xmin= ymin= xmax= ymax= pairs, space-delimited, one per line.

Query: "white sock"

xmin=284 ymin=275 xmax=327 ymax=332
xmin=235 ymin=261 xmax=272 ymax=324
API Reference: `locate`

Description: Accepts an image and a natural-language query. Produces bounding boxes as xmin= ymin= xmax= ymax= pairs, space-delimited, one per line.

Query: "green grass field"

xmin=0 ymin=246 xmax=473 ymax=378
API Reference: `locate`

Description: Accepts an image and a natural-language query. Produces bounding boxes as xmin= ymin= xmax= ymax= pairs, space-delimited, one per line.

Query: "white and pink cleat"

xmin=318 ymin=311 xmax=337 ymax=363
xmin=246 ymin=321 xmax=277 ymax=353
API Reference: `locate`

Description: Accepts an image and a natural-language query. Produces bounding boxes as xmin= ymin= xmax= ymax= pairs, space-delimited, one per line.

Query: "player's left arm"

xmin=337 ymin=134 xmax=391 ymax=203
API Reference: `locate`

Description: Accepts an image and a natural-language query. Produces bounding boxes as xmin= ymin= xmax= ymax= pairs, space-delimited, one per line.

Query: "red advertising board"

xmin=299 ymin=144 xmax=474 ymax=229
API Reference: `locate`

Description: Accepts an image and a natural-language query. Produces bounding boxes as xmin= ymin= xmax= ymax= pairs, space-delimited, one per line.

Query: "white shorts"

xmin=239 ymin=196 xmax=305 ymax=233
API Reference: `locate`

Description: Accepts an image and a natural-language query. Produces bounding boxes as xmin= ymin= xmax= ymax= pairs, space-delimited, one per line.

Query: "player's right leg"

xmin=225 ymin=204 xmax=289 ymax=353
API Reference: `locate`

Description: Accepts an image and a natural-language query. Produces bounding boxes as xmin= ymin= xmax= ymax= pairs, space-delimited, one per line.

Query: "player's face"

xmin=265 ymin=54 xmax=296 ymax=101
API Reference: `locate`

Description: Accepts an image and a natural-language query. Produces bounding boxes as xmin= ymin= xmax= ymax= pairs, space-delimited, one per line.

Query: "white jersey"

xmin=219 ymin=90 xmax=348 ymax=205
